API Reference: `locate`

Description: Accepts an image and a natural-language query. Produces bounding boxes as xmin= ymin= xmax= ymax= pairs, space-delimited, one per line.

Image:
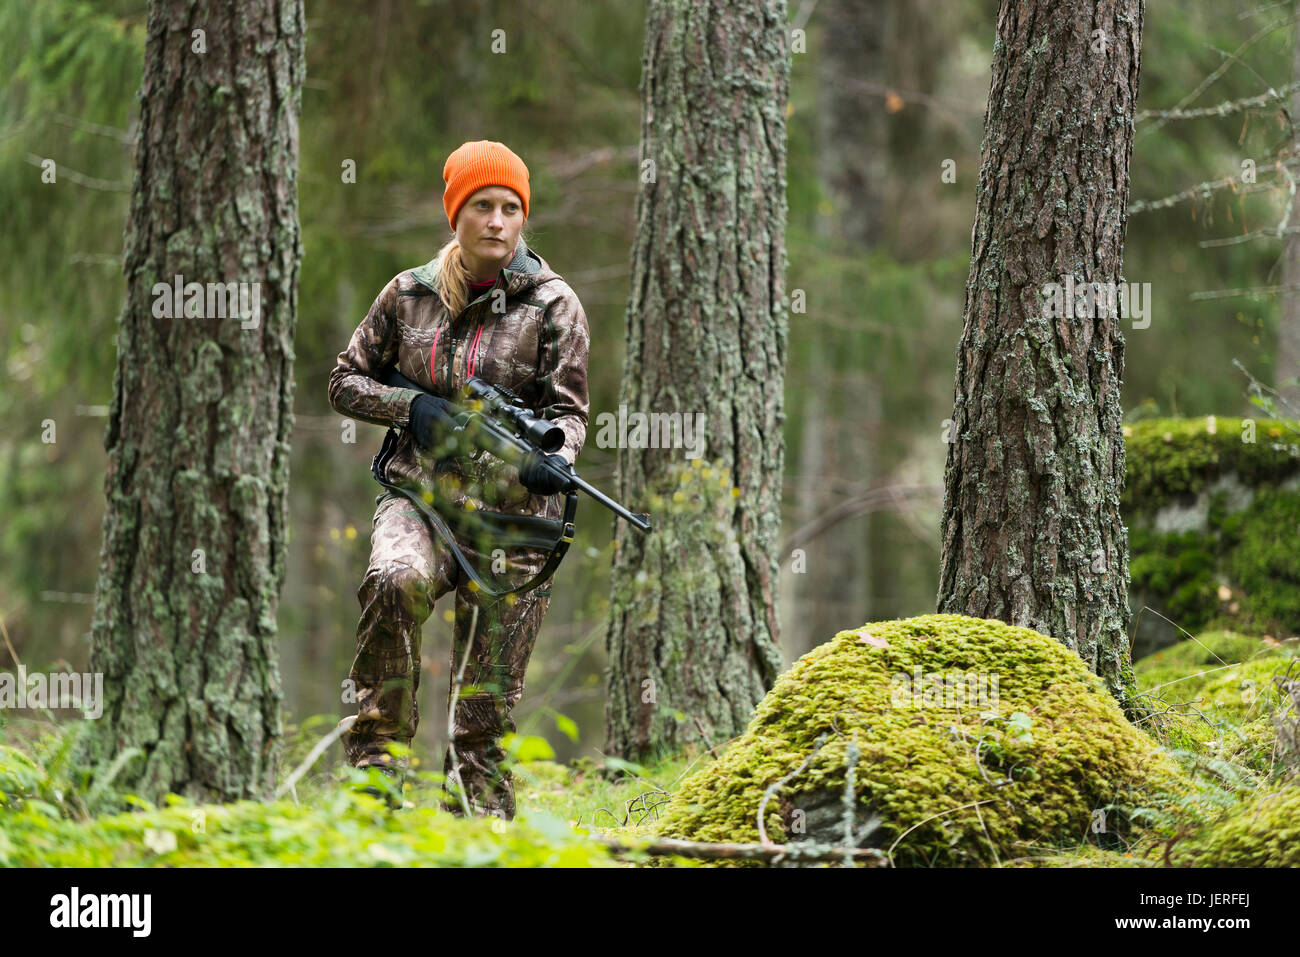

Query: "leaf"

xmin=520 ymin=810 xmax=576 ymax=842
xmin=856 ymin=630 xmax=889 ymax=648
xmin=601 ymin=755 xmax=646 ymax=777
xmin=554 ymin=713 xmax=579 ymax=743
xmin=503 ymin=733 xmax=554 ymax=762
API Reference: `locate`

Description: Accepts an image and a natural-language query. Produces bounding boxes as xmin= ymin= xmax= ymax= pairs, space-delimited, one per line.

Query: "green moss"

xmin=1220 ymin=488 xmax=1300 ymax=631
xmin=1123 ymin=417 xmax=1300 ymax=638
xmin=1136 ymin=640 xmax=1294 ymax=724
xmin=650 ymin=614 xmax=1190 ymax=867
xmin=1122 ymin=416 xmax=1300 ymax=513
xmin=1169 ymin=784 xmax=1300 ymax=867
xmin=1128 ymin=525 xmax=1218 ymax=626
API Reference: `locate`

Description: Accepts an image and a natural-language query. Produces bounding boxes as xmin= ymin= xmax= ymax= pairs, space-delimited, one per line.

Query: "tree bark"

xmin=1278 ymin=2 xmax=1300 ymax=413
xmin=80 ymin=0 xmax=304 ymax=803
xmin=785 ymin=0 xmax=888 ymax=654
xmin=604 ymin=0 xmax=789 ymax=761
xmin=937 ymin=0 xmax=1143 ymax=704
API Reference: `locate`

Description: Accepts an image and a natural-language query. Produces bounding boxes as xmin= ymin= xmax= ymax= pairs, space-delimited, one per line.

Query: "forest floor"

xmin=1 ymin=625 xmax=1295 ymax=867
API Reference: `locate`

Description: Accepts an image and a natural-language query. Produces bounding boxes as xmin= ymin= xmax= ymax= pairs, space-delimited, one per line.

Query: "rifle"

xmin=378 ymin=366 xmax=652 ymax=534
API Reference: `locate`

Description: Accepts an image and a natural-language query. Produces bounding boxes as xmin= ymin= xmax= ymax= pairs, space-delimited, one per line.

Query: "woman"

xmin=327 ymin=140 xmax=590 ymax=819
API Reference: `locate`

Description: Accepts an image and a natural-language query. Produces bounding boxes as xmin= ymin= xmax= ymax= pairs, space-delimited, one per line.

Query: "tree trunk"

xmin=937 ymin=0 xmax=1143 ymax=705
xmin=785 ymin=0 xmax=888 ymax=653
xmin=817 ymin=0 xmax=889 ymax=248
xmin=604 ymin=0 xmax=789 ymax=761
xmin=79 ymin=0 xmax=304 ymax=804
xmin=1278 ymin=2 xmax=1300 ymax=413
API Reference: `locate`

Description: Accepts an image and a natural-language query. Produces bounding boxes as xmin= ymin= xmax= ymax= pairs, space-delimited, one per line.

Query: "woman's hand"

xmin=518 ymin=450 xmax=571 ymax=495
xmin=409 ymin=393 xmax=458 ymax=452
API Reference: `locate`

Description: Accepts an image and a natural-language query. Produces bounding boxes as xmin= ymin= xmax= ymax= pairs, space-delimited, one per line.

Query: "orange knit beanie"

xmin=442 ymin=140 xmax=530 ymax=229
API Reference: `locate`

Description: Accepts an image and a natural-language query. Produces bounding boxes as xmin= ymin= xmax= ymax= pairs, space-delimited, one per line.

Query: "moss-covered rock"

xmin=651 ymin=614 xmax=1190 ymax=867
xmin=1122 ymin=416 xmax=1300 ymax=513
xmin=1168 ymin=784 xmax=1300 ymax=867
xmin=1122 ymin=416 xmax=1300 ymax=653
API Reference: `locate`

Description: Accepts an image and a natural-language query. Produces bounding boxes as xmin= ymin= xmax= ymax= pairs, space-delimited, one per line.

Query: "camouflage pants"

xmin=340 ymin=489 xmax=553 ymax=819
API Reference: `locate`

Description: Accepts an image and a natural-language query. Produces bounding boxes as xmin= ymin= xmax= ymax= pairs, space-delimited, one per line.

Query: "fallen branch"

xmin=589 ymin=833 xmax=888 ymax=866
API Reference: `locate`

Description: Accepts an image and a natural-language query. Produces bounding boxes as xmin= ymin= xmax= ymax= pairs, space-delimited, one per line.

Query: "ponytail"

xmin=433 ymin=235 xmax=470 ymax=318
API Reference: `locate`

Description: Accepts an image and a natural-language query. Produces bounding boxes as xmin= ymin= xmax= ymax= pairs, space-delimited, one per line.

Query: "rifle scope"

xmin=465 ymin=377 xmax=565 ymax=454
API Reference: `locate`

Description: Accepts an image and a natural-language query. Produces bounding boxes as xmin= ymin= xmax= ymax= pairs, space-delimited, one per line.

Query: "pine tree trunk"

xmin=604 ymin=0 xmax=789 ymax=761
xmin=788 ymin=0 xmax=888 ymax=652
xmin=1278 ymin=3 xmax=1300 ymax=412
xmin=80 ymin=0 xmax=304 ymax=803
xmin=937 ymin=0 xmax=1143 ymax=704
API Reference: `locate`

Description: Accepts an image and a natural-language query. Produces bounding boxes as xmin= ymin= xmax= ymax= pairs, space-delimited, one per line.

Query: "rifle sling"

xmin=369 ymin=426 xmax=576 ymax=600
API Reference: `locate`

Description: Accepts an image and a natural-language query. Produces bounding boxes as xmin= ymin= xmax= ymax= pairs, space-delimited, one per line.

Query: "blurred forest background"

xmin=2 ymin=0 xmax=1295 ymax=764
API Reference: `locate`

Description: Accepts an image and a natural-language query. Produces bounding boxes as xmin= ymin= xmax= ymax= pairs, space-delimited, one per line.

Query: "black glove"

xmin=408 ymin=393 xmax=458 ymax=451
xmin=518 ymin=450 xmax=571 ymax=495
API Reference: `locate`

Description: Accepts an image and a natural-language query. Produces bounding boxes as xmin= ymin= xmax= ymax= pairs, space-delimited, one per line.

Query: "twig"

xmin=23 ymin=154 xmax=130 ymax=192
xmin=691 ymin=714 xmax=720 ymax=757
xmin=1135 ymin=81 xmax=1300 ymax=123
xmin=274 ymin=716 xmax=357 ymax=800
xmin=1127 ymin=606 xmax=1234 ymax=670
xmin=841 ymin=732 xmax=860 ymax=867
xmin=756 ymin=733 xmax=830 ymax=847
xmin=49 ymin=112 xmax=134 ymax=145
xmin=1139 ymin=12 xmax=1300 ymax=139
xmin=445 ymin=605 xmax=479 ymax=817
xmin=885 ymin=799 xmax=999 ymax=866
xmin=1233 ymin=357 xmax=1300 ymax=423
xmin=1128 ymin=169 xmax=1283 ymax=215
xmin=1188 ymin=281 xmax=1300 ymax=300
xmin=781 ymin=484 xmax=941 ymax=553
xmin=0 ymin=612 xmax=22 ymax=669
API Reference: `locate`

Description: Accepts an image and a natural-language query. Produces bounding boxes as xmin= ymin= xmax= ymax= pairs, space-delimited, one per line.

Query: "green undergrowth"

xmin=1134 ymin=629 xmax=1299 ymax=773
xmin=5 ymin=616 xmax=1296 ymax=868
xmin=0 ymin=784 xmax=615 ymax=868
xmin=0 ymin=712 xmax=702 ymax=867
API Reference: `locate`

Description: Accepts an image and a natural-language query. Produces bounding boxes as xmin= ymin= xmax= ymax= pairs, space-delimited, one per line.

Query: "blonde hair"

xmin=434 ymin=236 xmax=472 ymax=318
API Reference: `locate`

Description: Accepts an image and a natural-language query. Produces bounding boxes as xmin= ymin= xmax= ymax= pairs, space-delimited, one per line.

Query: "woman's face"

xmin=456 ymin=186 xmax=525 ymax=280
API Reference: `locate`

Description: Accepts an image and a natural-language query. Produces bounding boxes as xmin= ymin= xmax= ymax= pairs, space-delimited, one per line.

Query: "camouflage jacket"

xmin=328 ymin=237 xmax=591 ymax=520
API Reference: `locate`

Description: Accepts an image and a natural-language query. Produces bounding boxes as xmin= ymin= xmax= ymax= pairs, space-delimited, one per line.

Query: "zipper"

xmin=468 ymin=322 xmax=486 ymax=378
xmin=408 ymin=269 xmax=505 ymax=387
